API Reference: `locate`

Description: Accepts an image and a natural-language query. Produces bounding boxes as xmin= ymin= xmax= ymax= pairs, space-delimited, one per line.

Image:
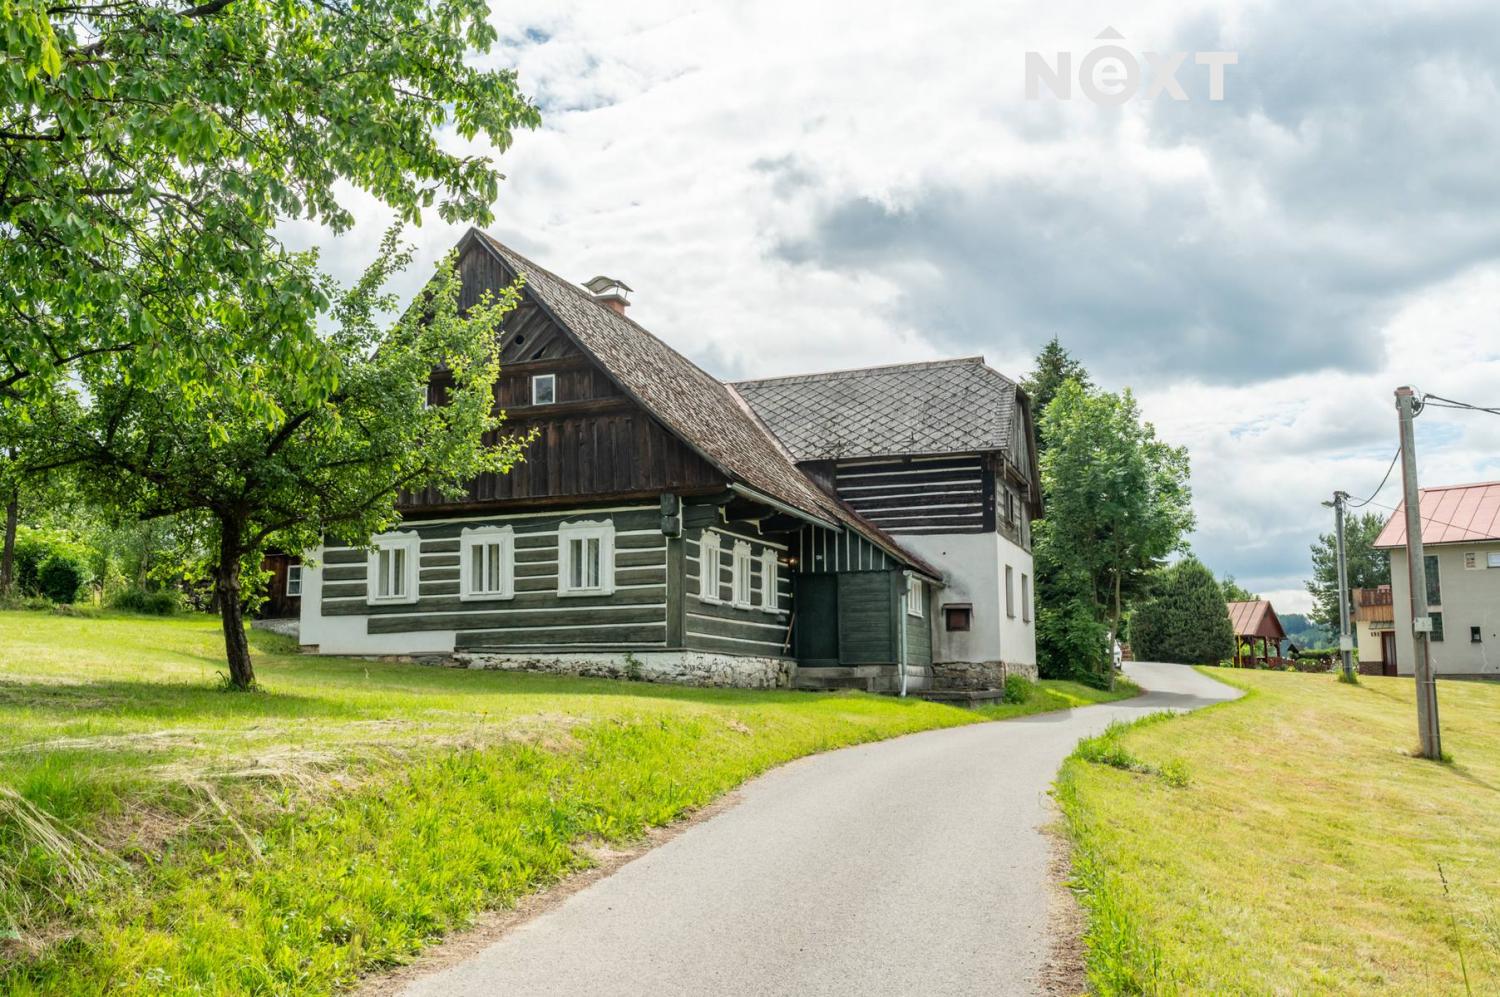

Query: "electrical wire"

xmin=1421 ymin=392 xmax=1500 ymax=416
xmin=1346 ymin=449 xmax=1400 ymax=509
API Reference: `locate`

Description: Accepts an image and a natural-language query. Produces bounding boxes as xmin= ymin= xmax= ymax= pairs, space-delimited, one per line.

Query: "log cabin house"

xmin=297 ymin=230 xmax=1041 ymax=692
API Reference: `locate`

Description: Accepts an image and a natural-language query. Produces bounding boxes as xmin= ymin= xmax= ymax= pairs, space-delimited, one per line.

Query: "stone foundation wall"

xmin=931 ymin=659 xmax=1037 ymax=690
xmin=452 ymin=650 xmax=792 ymax=689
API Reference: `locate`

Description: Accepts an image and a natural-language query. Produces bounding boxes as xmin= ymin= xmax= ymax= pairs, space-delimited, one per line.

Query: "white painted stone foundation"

xmin=454 ymin=650 xmax=793 ymax=689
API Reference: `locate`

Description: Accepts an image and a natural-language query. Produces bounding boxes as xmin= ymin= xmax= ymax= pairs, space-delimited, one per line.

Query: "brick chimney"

xmin=583 ymin=275 xmax=632 ymax=315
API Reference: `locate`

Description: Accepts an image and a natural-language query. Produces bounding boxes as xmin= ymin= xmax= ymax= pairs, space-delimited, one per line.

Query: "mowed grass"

xmin=1058 ymin=666 xmax=1500 ymax=995
xmin=0 ymin=611 xmax=1131 ymax=994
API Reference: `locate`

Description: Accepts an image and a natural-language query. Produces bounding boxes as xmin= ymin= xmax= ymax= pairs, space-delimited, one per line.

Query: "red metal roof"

xmin=1226 ymin=600 xmax=1287 ymax=640
xmin=1374 ymin=480 xmax=1500 ymax=548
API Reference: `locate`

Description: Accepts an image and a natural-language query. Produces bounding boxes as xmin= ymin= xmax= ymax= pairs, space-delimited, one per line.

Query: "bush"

xmin=37 ymin=553 xmax=87 ymax=604
xmin=12 ymin=525 xmax=96 ymax=600
xmin=1132 ymin=557 xmax=1236 ymax=665
xmin=1003 ymin=674 xmax=1034 ymax=704
xmin=112 ymin=586 xmax=182 ymax=615
xmin=1038 ymin=596 xmax=1111 ymax=686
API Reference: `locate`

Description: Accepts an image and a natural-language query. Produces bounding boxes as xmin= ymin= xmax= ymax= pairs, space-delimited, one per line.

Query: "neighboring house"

xmin=256 ymin=552 xmax=303 ymax=620
xmin=1374 ymin=480 xmax=1500 ymax=679
xmin=299 ymin=229 xmax=978 ymax=693
xmin=733 ymin=358 xmax=1041 ymax=688
xmin=1227 ymin=599 xmax=1287 ymax=667
xmin=1351 ymin=585 xmax=1396 ymax=676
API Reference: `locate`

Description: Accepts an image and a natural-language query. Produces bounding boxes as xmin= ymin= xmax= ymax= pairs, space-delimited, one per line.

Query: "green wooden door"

xmin=795 ymin=574 xmax=839 ymax=664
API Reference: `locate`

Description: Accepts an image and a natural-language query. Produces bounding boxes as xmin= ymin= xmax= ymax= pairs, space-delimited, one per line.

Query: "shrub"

xmin=37 ymin=553 xmax=87 ymax=604
xmin=112 ymin=587 xmax=182 ymax=615
xmin=1003 ymin=674 xmax=1034 ymax=704
xmin=1132 ymin=557 xmax=1236 ymax=665
xmin=1038 ymin=595 xmax=1111 ymax=686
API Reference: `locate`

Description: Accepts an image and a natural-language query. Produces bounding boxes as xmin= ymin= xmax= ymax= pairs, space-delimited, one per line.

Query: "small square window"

xmin=558 ymin=521 xmax=614 ymax=596
xmin=532 ymin=373 xmax=557 ymax=405
xmin=285 ymin=564 xmax=302 ymax=598
xmin=1489 ymin=552 xmax=1500 ymax=569
xmin=944 ymin=605 xmax=972 ymax=632
xmin=1472 ymin=626 xmax=1483 ymax=644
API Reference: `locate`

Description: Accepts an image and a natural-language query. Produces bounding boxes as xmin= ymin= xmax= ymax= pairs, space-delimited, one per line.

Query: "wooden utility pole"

xmin=1395 ymin=386 xmax=1442 ymax=759
xmin=1332 ymin=490 xmax=1356 ymax=681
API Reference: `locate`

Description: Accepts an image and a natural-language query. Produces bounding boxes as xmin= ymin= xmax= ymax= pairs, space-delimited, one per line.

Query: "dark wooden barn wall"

xmin=404 ymin=242 xmax=726 ymax=512
xmin=826 ymin=455 xmax=992 ymax=534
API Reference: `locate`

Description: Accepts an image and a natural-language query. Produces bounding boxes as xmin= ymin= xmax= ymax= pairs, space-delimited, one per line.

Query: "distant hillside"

xmin=1281 ymin=612 xmax=1333 ymax=649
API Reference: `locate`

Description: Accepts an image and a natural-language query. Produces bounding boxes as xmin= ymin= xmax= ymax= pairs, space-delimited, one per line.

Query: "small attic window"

xmin=532 ymin=373 xmax=556 ymax=405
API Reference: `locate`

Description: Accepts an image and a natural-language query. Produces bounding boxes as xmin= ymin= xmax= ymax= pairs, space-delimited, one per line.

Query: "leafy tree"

xmin=1021 ymin=336 xmax=1092 ymax=452
xmin=1306 ymin=512 xmax=1390 ymax=629
xmin=1132 ymin=557 xmax=1237 ymax=664
xmin=29 ymin=235 xmax=527 ymax=688
xmin=2 ymin=0 xmax=538 ymax=413
xmin=1220 ymin=574 xmax=1257 ymax=602
xmin=1033 ymin=381 xmax=1194 ymax=684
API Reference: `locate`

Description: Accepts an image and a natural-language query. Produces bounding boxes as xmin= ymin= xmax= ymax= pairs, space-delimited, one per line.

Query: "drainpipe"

xmin=898 ymin=571 xmax=909 ymax=698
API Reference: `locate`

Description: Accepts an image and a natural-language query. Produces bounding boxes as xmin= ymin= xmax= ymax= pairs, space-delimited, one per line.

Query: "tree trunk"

xmin=214 ymin=523 xmax=255 ymax=689
xmin=1 ymin=493 xmax=17 ymax=596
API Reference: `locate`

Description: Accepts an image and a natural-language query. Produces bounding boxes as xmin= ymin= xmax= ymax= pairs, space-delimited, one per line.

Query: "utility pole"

xmin=1396 ymin=386 xmax=1442 ymax=759
xmin=1332 ymin=490 xmax=1356 ymax=682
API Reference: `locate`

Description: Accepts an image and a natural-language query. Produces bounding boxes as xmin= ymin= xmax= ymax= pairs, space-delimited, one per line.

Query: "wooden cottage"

xmin=298 ymin=230 xmax=950 ymax=692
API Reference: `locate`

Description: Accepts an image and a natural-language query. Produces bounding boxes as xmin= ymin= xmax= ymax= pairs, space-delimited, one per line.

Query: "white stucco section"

xmin=299 ymin=548 xmax=458 ymax=656
xmin=899 ymin=532 xmax=1036 ymax=668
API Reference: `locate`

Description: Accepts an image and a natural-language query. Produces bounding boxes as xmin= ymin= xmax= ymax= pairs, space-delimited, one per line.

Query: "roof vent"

xmin=583 ymin=275 xmax=632 ymax=315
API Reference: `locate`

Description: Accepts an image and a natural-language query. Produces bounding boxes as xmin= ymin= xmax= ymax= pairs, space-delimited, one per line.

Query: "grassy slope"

xmin=0 ymin=611 xmax=1132 ymax=995
xmin=1058 ymin=667 xmax=1500 ymax=995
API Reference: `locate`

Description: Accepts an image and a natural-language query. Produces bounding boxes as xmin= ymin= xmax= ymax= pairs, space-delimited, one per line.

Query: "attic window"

xmin=531 ymin=373 xmax=556 ymax=405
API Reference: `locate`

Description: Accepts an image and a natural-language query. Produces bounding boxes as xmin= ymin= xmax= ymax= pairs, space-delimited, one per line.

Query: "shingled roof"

xmin=731 ymin=357 xmax=1022 ymax=461
xmin=467 ymin=231 xmax=941 ymax=579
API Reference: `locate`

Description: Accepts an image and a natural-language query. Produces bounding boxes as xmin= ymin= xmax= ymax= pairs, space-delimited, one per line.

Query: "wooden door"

xmin=794 ymin=575 xmax=840 ymax=664
xmin=1381 ymin=632 xmax=1397 ymax=675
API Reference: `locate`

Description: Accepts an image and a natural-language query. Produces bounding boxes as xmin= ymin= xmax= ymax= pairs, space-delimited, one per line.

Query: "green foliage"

xmin=34 ymin=553 xmax=85 ymax=603
xmin=1033 ymin=380 xmax=1194 ymax=683
xmin=1003 ymin=673 xmax=1034 ymax=704
xmin=110 ymin=586 xmax=181 ymax=615
xmin=1306 ymin=511 xmax=1390 ymax=630
xmin=1336 ymin=667 xmax=1361 ymax=686
xmin=25 ymin=234 xmax=525 ymax=686
xmin=1021 ymin=337 xmax=1092 ymax=448
xmin=1132 ymin=557 xmax=1237 ymax=665
xmin=1220 ymin=574 xmax=1257 ymax=602
xmin=1 ymin=0 xmax=538 ymax=413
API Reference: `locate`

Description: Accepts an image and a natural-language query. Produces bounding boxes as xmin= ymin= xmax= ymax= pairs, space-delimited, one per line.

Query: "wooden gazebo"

xmin=1227 ymin=600 xmax=1288 ymax=668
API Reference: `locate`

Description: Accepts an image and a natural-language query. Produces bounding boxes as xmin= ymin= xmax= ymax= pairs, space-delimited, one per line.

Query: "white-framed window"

xmin=558 ymin=521 xmax=614 ymax=596
xmin=759 ymin=548 xmax=778 ymax=612
xmin=1489 ymin=551 xmax=1500 ymax=569
xmin=285 ymin=563 xmax=303 ymax=598
xmin=1022 ymin=573 xmax=1031 ymax=623
xmin=699 ymin=530 xmax=722 ymax=604
xmin=906 ymin=576 xmax=925 ymax=618
xmin=531 ymin=373 xmax=556 ymax=405
xmin=732 ymin=540 xmax=754 ymax=608
xmin=460 ymin=525 xmax=514 ymax=601
xmin=367 ymin=531 xmax=420 ymax=605
xmin=1005 ymin=565 xmax=1016 ymax=618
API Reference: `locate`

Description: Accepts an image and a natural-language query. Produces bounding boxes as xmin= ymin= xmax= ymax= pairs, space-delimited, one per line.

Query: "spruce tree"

xmin=1021 ymin=336 xmax=1093 ymax=439
xmin=1132 ymin=557 xmax=1237 ymax=665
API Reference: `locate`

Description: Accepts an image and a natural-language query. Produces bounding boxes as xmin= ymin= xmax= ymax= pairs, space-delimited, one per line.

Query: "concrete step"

xmin=918 ymin=688 xmax=1007 ymax=708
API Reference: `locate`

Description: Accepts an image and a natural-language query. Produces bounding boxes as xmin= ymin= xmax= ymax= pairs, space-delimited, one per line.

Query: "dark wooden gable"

xmin=402 ymin=239 xmax=726 ymax=513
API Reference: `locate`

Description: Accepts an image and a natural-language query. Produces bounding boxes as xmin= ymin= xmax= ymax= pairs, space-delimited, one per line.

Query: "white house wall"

xmin=899 ymin=531 xmax=1036 ymax=674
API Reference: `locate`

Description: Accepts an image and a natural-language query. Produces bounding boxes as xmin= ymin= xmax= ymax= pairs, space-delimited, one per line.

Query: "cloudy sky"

xmin=287 ymin=0 xmax=1500 ymax=613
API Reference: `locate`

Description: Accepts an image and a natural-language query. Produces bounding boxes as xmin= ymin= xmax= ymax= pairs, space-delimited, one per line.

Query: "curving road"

xmin=399 ymin=662 xmax=1239 ymax=997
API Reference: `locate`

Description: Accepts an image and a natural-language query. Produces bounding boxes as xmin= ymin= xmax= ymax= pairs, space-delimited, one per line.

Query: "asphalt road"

xmin=401 ymin=662 xmax=1238 ymax=997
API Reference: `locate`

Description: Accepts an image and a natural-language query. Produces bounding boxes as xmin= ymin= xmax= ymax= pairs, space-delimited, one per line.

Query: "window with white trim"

xmin=460 ymin=526 xmax=514 ymax=601
xmin=1021 ymin=573 xmax=1031 ymax=622
xmin=906 ymin=576 xmax=924 ymax=617
xmin=558 ymin=521 xmax=614 ymax=596
xmin=285 ymin=564 xmax=303 ymax=598
xmin=759 ymin=548 xmax=778 ymax=612
xmin=531 ymin=373 xmax=556 ymax=405
xmin=1489 ymin=552 xmax=1500 ymax=569
xmin=367 ymin=532 xmax=419 ymax=605
xmin=1005 ymin=565 xmax=1016 ymax=618
xmin=699 ymin=531 xmax=722 ymax=604
xmin=732 ymin=540 xmax=754 ymax=608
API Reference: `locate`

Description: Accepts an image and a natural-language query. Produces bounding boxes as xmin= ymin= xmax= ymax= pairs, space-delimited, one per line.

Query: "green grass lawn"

xmin=1058 ymin=667 xmax=1500 ymax=995
xmin=0 ymin=610 xmax=1132 ymax=995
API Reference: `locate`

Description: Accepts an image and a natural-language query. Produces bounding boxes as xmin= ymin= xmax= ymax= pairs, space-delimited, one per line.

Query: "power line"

xmin=1421 ymin=392 xmax=1500 ymax=417
xmin=1346 ymin=449 xmax=1400 ymax=509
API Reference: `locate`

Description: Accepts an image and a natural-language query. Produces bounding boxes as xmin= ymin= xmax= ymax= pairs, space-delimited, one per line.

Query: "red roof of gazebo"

xmin=1227 ymin=600 xmax=1287 ymax=641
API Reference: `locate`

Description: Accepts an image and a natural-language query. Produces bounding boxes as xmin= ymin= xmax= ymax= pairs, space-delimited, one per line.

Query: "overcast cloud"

xmin=287 ymin=0 xmax=1500 ymax=613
